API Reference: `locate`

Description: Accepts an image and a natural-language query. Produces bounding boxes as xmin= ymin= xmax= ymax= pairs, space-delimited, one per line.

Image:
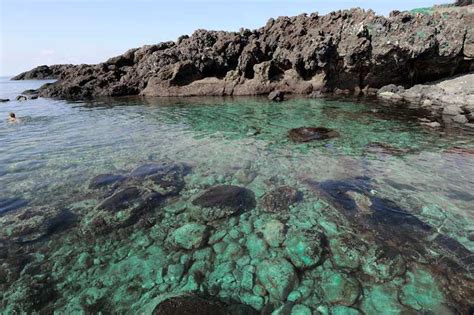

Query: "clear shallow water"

xmin=0 ymin=78 xmax=473 ymax=313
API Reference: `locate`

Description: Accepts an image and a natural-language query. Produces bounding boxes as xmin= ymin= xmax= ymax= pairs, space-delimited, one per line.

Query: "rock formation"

xmin=13 ymin=7 xmax=474 ymax=99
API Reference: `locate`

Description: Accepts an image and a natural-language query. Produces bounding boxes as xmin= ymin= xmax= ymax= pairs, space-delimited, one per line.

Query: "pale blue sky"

xmin=1 ymin=0 xmax=449 ymax=76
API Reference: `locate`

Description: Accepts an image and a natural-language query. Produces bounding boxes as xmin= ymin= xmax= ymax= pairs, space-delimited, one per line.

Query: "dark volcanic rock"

xmin=0 ymin=207 xmax=76 ymax=243
xmin=11 ymin=64 xmax=74 ymax=80
xmin=151 ymin=294 xmax=258 ymax=315
xmin=14 ymin=8 xmax=473 ymax=99
xmin=289 ymin=127 xmax=339 ymax=142
xmin=262 ymin=186 xmax=302 ymax=212
xmin=97 ymin=187 xmax=143 ymax=212
xmin=88 ymin=173 xmax=126 ymax=189
xmin=192 ymin=185 xmax=256 ymax=221
xmin=129 ymin=162 xmax=188 ymax=196
xmin=268 ymin=90 xmax=284 ymax=102
xmin=0 ymin=99 xmax=9 ymax=102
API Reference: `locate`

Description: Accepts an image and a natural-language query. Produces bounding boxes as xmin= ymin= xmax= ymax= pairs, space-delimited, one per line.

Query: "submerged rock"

xmin=284 ymin=230 xmax=324 ymax=269
xmin=320 ymin=271 xmax=360 ymax=306
xmin=150 ymin=293 xmax=257 ymax=315
xmin=88 ymin=173 xmax=126 ymax=189
xmin=0 ymin=207 xmax=75 ymax=243
xmin=261 ymin=186 xmax=301 ymax=213
xmin=192 ymin=185 xmax=256 ymax=221
xmin=129 ymin=162 xmax=188 ymax=196
xmin=0 ymin=197 xmax=28 ymax=215
xmin=288 ymin=127 xmax=339 ymax=142
xmin=97 ymin=187 xmax=143 ymax=212
xmin=256 ymin=258 xmax=297 ymax=300
xmin=170 ymin=223 xmax=209 ymax=250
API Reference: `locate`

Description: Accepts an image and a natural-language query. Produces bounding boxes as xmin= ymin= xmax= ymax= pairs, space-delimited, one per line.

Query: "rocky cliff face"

xmin=12 ymin=64 xmax=74 ymax=80
xmin=14 ymin=7 xmax=474 ymax=99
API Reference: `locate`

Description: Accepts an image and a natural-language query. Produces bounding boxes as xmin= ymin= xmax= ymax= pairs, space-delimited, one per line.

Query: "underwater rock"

xmin=129 ymin=162 xmax=188 ymax=196
xmin=365 ymin=142 xmax=412 ymax=156
xmin=288 ymin=127 xmax=339 ymax=142
xmin=361 ymin=283 xmax=406 ymax=314
xmin=170 ymin=223 xmax=209 ymax=250
xmin=192 ymin=185 xmax=256 ymax=221
xmin=399 ymin=269 xmax=447 ymax=312
xmin=82 ymin=187 xmax=165 ymax=234
xmin=150 ymin=293 xmax=257 ymax=315
xmin=0 ymin=207 xmax=75 ymax=243
xmin=320 ymin=271 xmax=360 ymax=306
xmin=97 ymin=187 xmax=143 ymax=212
xmin=284 ymin=230 xmax=323 ymax=269
xmin=259 ymin=219 xmax=286 ymax=247
xmin=0 ymin=197 xmax=28 ymax=215
xmin=88 ymin=173 xmax=126 ymax=189
xmin=329 ymin=235 xmax=366 ymax=270
xmin=362 ymin=246 xmax=406 ymax=281
xmin=261 ymin=186 xmax=302 ymax=213
xmin=256 ymin=258 xmax=297 ymax=300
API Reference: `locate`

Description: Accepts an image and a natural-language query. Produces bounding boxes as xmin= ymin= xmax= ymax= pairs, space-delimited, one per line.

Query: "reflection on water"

xmin=0 ymin=78 xmax=473 ymax=313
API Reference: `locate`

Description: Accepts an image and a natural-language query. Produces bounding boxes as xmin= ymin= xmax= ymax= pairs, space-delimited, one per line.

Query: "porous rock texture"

xmin=13 ymin=7 xmax=474 ymax=99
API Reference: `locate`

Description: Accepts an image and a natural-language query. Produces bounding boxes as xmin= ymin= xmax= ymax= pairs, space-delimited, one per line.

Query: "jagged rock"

xmin=268 ymin=90 xmax=284 ymax=102
xmin=256 ymin=258 xmax=297 ymax=300
xmin=16 ymin=96 xmax=27 ymax=101
xmin=14 ymin=8 xmax=473 ymax=99
xmin=11 ymin=64 xmax=74 ymax=80
xmin=0 ymin=207 xmax=75 ymax=243
xmin=288 ymin=127 xmax=339 ymax=142
xmin=88 ymin=173 xmax=126 ymax=189
xmin=192 ymin=185 xmax=256 ymax=221
xmin=261 ymin=186 xmax=302 ymax=213
xmin=170 ymin=223 xmax=209 ymax=250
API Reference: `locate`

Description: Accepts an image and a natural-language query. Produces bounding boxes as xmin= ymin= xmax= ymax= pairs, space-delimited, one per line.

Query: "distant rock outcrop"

xmin=12 ymin=64 xmax=74 ymax=80
xmin=13 ymin=7 xmax=474 ymax=99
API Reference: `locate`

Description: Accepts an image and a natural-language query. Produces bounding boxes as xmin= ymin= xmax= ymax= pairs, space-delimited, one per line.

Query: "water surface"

xmin=0 ymin=77 xmax=473 ymax=313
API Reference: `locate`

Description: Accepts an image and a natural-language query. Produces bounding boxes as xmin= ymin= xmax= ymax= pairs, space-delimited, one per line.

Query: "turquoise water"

xmin=0 ymin=78 xmax=473 ymax=313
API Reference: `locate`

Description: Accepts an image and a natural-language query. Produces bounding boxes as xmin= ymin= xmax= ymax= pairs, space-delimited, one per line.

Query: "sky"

xmin=0 ymin=0 xmax=449 ymax=76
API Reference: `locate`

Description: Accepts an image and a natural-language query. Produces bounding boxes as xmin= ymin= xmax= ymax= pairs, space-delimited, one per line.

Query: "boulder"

xmin=268 ymin=90 xmax=284 ymax=102
xmin=16 ymin=96 xmax=27 ymax=101
xmin=261 ymin=186 xmax=301 ymax=213
xmin=288 ymin=127 xmax=339 ymax=142
xmin=284 ymin=230 xmax=323 ymax=269
xmin=129 ymin=162 xmax=188 ymax=196
xmin=0 ymin=99 xmax=9 ymax=102
xmin=88 ymin=173 xmax=126 ymax=189
xmin=0 ymin=207 xmax=75 ymax=243
xmin=192 ymin=185 xmax=256 ymax=221
xmin=170 ymin=223 xmax=209 ymax=250
xmin=256 ymin=259 xmax=297 ymax=300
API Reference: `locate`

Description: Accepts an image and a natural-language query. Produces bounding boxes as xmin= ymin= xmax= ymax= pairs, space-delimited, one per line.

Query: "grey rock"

xmin=268 ymin=90 xmax=284 ymax=102
xmin=13 ymin=8 xmax=473 ymax=99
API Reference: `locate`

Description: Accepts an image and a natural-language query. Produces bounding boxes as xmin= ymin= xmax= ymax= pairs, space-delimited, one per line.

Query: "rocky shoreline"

xmin=13 ymin=6 xmax=473 ymax=103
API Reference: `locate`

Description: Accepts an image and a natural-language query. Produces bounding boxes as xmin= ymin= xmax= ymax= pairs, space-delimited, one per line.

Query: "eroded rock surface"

xmin=14 ymin=8 xmax=473 ymax=99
